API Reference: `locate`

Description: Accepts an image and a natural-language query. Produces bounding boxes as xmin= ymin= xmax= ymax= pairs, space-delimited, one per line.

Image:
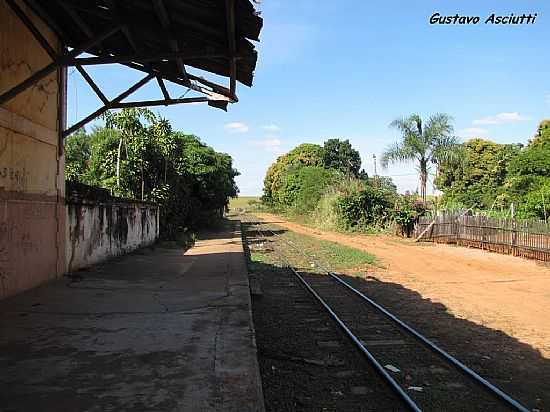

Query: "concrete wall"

xmin=66 ymin=186 xmax=159 ymax=272
xmin=0 ymin=1 xmax=66 ymax=299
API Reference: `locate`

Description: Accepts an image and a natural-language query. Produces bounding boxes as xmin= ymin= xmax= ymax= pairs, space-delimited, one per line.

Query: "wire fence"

xmin=415 ymin=213 xmax=550 ymax=262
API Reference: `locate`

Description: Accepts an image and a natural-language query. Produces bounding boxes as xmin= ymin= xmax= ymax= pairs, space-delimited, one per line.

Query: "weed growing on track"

xmin=281 ymin=230 xmax=380 ymax=271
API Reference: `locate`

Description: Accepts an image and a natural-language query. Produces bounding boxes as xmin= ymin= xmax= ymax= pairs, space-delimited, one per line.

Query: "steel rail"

xmin=328 ymin=272 xmax=530 ymax=412
xmin=259 ymin=223 xmax=530 ymax=412
xmin=254 ymin=227 xmax=422 ymax=412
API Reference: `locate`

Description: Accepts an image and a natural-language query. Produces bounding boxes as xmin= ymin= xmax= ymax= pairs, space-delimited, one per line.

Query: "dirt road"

xmin=256 ymin=213 xmax=550 ymax=358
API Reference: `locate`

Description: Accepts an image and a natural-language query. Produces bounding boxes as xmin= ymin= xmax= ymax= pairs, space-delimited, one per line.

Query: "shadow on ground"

xmin=0 ymin=219 xmax=263 ymax=412
xmin=244 ymin=226 xmax=549 ymax=411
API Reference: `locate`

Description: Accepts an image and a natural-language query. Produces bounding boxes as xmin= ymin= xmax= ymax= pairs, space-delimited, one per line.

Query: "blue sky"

xmin=68 ymin=0 xmax=550 ymax=195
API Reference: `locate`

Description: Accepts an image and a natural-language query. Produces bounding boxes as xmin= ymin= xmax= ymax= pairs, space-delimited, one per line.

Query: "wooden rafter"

xmin=0 ymin=24 xmax=122 ymax=106
xmin=103 ymin=2 xmax=173 ymax=107
xmin=23 ymin=0 xmax=68 ymax=40
xmin=3 ymin=0 xmax=261 ymax=136
xmin=113 ymin=97 xmax=208 ymax=109
xmin=69 ymin=51 xmax=234 ymax=66
xmin=225 ymin=0 xmax=237 ymax=97
xmin=6 ymin=0 xmax=57 ymax=59
xmin=56 ymin=0 xmax=94 ymax=39
xmin=151 ymin=0 xmax=189 ymax=83
xmin=156 ymin=77 xmax=171 ymax=101
xmin=120 ymin=61 xmax=232 ymax=102
xmin=22 ymin=0 xmax=262 ymax=86
xmin=75 ymin=65 xmax=108 ymax=105
xmin=63 ymin=74 xmax=155 ymax=137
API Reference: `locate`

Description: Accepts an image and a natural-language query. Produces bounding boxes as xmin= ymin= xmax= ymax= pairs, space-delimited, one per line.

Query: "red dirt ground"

xmin=256 ymin=213 xmax=550 ymax=359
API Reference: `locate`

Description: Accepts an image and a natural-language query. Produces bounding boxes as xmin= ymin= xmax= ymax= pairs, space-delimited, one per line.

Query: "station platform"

xmin=0 ymin=220 xmax=264 ymax=412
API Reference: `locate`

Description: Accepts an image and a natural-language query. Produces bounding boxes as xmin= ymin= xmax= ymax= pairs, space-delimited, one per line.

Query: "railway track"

xmin=247 ymin=218 xmax=531 ymax=412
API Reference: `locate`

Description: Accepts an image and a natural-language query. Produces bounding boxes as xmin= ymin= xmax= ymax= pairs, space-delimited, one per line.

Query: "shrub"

xmin=310 ymin=191 xmax=341 ymax=231
xmin=516 ymin=177 xmax=550 ymax=220
xmin=262 ymin=143 xmax=324 ymax=203
xmin=333 ymin=182 xmax=396 ymax=231
xmin=277 ymin=166 xmax=340 ymax=213
xmin=393 ymin=194 xmax=426 ymax=237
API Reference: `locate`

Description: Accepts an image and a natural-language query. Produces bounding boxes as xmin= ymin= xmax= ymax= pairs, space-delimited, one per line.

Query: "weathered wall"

xmin=0 ymin=1 xmax=65 ymax=299
xmin=66 ymin=186 xmax=159 ymax=272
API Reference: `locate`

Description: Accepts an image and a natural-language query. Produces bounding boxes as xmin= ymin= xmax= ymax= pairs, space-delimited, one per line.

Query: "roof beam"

xmin=56 ymin=0 xmax=94 ymax=39
xmin=75 ymin=65 xmax=109 ymax=105
xmin=104 ymin=0 xmax=182 ymax=103
xmin=101 ymin=3 xmax=173 ymax=106
xmin=121 ymin=61 xmax=233 ymax=101
xmin=113 ymin=97 xmax=208 ymax=109
xmin=0 ymin=24 xmax=123 ymax=105
xmin=69 ymin=51 xmax=233 ymax=66
xmin=156 ymin=77 xmax=171 ymax=101
xmin=122 ymin=61 xmax=234 ymax=104
xmin=63 ymin=73 xmax=155 ymax=137
xmin=6 ymin=0 xmax=57 ymax=59
xmin=22 ymin=0 xmax=68 ymax=41
xmin=151 ymin=0 xmax=189 ymax=83
xmin=225 ymin=0 xmax=237 ymax=97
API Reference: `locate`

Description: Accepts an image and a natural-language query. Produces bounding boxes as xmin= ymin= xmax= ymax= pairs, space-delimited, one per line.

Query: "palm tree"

xmin=381 ymin=113 xmax=461 ymax=203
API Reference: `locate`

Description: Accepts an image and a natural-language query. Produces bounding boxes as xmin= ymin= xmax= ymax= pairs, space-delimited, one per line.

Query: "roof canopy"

xmin=1 ymin=0 xmax=262 ymax=136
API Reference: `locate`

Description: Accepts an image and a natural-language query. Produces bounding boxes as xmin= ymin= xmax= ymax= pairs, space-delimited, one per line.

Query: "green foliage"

xmin=263 ymin=139 xmax=402 ymax=233
xmin=65 ymin=109 xmax=238 ymax=238
xmin=513 ymin=178 xmax=550 ymax=219
xmin=276 ymin=166 xmax=340 ymax=212
xmin=382 ymin=113 xmax=461 ymax=201
xmin=436 ymin=138 xmax=521 ymax=209
xmin=504 ymin=121 xmax=550 ymax=219
xmin=368 ymin=176 xmax=397 ymax=193
xmin=392 ymin=194 xmax=426 ymax=237
xmin=282 ymin=230 xmax=379 ymax=269
xmin=64 ymin=128 xmax=91 ymax=182
xmin=332 ymin=181 xmax=396 ymax=231
xmin=310 ymin=190 xmax=341 ymax=231
xmin=322 ymin=138 xmax=361 ymax=177
xmin=262 ymin=143 xmax=324 ymax=203
xmin=528 ymin=120 xmax=550 ymax=147
xmin=508 ymin=135 xmax=550 ymax=179
xmin=263 ymin=139 xmax=365 ymax=204
xmin=435 ymin=120 xmax=550 ymax=221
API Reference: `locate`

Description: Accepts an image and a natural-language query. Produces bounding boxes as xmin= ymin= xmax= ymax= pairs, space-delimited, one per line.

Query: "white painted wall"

xmin=66 ymin=201 xmax=159 ymax=272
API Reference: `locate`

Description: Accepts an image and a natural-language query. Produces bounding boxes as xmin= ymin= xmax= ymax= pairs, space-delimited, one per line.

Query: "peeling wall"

xmin=0 ymin=1 xmax=65 ymax=300
xmin=66 ymin=187 xmax=159 ymax=272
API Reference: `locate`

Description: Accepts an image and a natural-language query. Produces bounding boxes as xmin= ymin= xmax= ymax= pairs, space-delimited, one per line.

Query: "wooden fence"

xmin=415 ymin=213 xmax=550 ymax=261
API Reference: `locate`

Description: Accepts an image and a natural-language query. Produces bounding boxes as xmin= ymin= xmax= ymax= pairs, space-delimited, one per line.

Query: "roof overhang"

xmin=0 ymin=0 xmax=262 ymax=137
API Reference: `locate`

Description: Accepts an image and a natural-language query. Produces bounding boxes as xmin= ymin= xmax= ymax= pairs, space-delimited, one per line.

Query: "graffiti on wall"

xmin=0 ymin=166 xmax=27 ymax=189
xmin=0 ymin=131 xmax=30 ymax=192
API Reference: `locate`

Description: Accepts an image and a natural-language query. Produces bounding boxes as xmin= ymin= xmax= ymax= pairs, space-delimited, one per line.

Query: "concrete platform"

xmin=0 ymin=220 xmax=264 ymax=412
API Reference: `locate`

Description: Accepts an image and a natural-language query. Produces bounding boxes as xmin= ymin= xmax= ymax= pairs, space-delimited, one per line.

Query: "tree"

xmin=528 ymin=120 xmax=550 ymax=147
xmin=65 ymin=111 xmax=239 ymax=237
xmin=436 ymin=138 xmax=521 ymax=209
xmin=103 ymin=108 xmax=155 ymax=199
xmin=322 ymin=138 xmax=361 ymax=177
xmin=503 ymin=121 xmax=550 ymax=218
xmin=64 ymin=128 xmax=91 ymax=182
xmin=382 ymin=113 xmax=460 ymax=202
xmin=262 ymin=143 xmax=324 ymax=202
xmin=277 ymin=166 xmax=340 ymax=212
xmin=334 ymin=183 xmax=396 ymax=230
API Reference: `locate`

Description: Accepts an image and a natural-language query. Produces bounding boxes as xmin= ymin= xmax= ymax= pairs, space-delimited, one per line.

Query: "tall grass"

xmin=310 ymin=190 xmax=341 ymax=231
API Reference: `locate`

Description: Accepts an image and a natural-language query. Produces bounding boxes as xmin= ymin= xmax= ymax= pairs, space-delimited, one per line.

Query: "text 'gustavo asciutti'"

xmin=430 ymin=13 xmax=538 ymax=25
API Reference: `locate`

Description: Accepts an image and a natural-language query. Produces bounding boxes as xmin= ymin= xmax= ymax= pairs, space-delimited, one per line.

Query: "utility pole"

xmin=373 ymin=154 xmax=380 ymax=187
